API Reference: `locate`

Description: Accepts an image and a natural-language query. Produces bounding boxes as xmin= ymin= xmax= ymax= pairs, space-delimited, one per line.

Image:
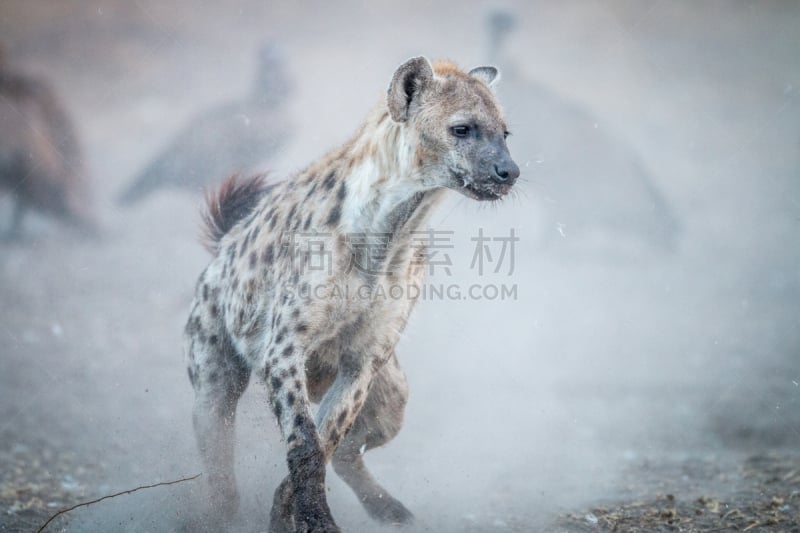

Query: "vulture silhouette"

xmin=118 ymin=43 xmax=293 ymax=206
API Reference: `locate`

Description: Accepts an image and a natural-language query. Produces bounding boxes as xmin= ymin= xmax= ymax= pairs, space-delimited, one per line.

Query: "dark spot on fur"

xmin=269 ymin=214 xmax=279 ymax=231
xmin=322 ymin=170 xmax=337 ymax=190
xmin=326 ymin=204 xmax=341 ymax=227
xmin=337 ymin=182 xmax=347 ymax=202
xmin=271 ymin=376 xmax=283 ymax=391
xmin=354 ymin=389 xmax=363 ymax=401
xmin=305 ymin=183 xmax=318 ymax=203
xmin=289 ymin=366 xmax=298 ymax=377
xmin=210 ymin=304 xmax=218 ymax=317
xmin=202 ymin=284 xmax=209 ymax=301
xmin=209 ymin=334 xmax=218 ymax=345
xmin=282 ymin=345 xmax=294 ymax=358
xmin=273 ymin=399 xmax=283 ymax=421
xmin=187 ymin=316 xmax=202 ymax=336
xmin=287 ymin=433 xmax=296 ymax=443
xmin=287 ymin=391 xmax=295 ymax=406
xmin=249 ymin=251 xmax=258 ymax=269
xmin=295 ymin=322 xmax=308 ymax=334
xmin=336 ymin=409 xmax=348 ymax=428
xmin=291 ymin=308 xmax=300 ymax=319
xmin=330 ymin=428 xmax=340 ymax=445
xmin=208 ymin=371 xmax=219 ymax=384
xmin=303 ymin=214 xmax=313 ymax=230
xmin=294 ymin=380 xmax=303 ymax=391
xmin=262 ymin=243 xmax=274 ymax=264
xmin=275 ymin=326 xmax=288 ymax=344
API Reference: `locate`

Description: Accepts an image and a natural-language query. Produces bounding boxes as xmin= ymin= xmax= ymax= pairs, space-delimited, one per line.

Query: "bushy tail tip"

xmin=201 ymin=174 xmax=270 ymax=254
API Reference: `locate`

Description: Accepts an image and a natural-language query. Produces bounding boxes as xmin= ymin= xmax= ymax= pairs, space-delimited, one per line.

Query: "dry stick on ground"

xmin=36 ymin=473 xmax=202 ymax=533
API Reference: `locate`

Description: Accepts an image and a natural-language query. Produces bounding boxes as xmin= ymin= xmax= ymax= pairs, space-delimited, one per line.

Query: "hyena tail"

xmin=201 ymin=174 xmax=271 ymax=254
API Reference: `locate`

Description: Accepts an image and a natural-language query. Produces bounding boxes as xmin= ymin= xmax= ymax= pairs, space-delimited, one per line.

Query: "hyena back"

xmin=185 ymin=56 xmax=519 ymax=532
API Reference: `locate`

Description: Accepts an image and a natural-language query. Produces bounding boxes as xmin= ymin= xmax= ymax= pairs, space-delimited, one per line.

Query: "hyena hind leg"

xmin=186 ymin=323 xmax=251 ymax=521
xmin=331 ymin=353 xmax=413 ymax=525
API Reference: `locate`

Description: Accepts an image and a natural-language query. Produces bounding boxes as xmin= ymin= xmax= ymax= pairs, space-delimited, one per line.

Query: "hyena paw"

xmin=295 ymin=517 xmax=341 ymax=533
xmin=293 ymin=496 xmax=340 ymax=532
xmin=365 ymin=493 xmax=414 ymax=525
xmin=293 ymin=502 xmax=340 ymax=533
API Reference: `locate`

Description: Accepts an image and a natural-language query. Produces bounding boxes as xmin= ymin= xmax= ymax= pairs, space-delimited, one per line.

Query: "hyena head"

xmin=387 ymin=56 xmax=520 ymax=201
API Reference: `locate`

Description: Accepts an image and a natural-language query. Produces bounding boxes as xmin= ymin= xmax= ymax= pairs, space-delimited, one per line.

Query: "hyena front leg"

xmin=312 ymin=348 xmax=412 ymax=514
xmin=331 ymin=352 xmax=413 ymax=524
xmin=185 ymin=313 xmax=251 ymax=520
xmin=264 ymin=353 xmax=339 ymax=533
xmin=314 ymin=346 xmax=384 ymax=461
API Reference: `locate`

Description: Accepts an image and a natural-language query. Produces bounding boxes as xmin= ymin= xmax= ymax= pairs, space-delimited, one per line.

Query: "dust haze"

xmin=1 ymin=1 xmax=798 ymax=532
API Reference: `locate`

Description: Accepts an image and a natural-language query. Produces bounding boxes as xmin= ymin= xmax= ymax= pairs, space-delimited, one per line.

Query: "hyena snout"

xmin=463 ymin=147 xmax=520 ymax=201
xmin=490 ymin=154 xmax=520 ymax=185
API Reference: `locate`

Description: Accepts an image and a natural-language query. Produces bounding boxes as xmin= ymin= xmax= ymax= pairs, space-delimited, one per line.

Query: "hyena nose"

xmin=492 ymin=159 xmax=520 ymax=184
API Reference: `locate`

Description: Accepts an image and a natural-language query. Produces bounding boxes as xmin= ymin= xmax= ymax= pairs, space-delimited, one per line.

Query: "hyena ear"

xmin=387 ymin=56 xmax=435 ymax=123
xmin=469 ymin=66 xmax=500 ymax=88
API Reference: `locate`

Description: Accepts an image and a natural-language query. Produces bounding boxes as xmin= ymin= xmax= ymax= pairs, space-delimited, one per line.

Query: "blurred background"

xmin=0 ymin=1 xmax=798 ymax=531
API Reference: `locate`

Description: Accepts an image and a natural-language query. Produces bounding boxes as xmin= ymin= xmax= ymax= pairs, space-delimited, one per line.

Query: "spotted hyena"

xmin=185 ymin=56 xmax=519 ymax=532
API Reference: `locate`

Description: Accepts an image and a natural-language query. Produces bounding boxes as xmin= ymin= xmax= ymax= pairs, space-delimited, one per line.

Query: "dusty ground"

xmin=1 ymin=1 xmax=799 ymax=532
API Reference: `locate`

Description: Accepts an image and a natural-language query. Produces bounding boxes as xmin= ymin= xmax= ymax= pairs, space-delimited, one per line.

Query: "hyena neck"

xmin=339 ymin=107 xmax=445 ymax=238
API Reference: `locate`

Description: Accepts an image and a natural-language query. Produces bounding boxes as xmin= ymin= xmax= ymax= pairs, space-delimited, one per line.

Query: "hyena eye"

xmin=451 ymin=125 xmax=470 ymax=138
xmin=504 ymin=130 xmax=510 ymax=139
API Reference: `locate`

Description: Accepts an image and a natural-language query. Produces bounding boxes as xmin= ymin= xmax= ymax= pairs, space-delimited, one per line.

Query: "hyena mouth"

xmin=452 ymin=173 xmax=511 ymax=201
xmin=463 ymin=181 xmax=511 ymax=201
